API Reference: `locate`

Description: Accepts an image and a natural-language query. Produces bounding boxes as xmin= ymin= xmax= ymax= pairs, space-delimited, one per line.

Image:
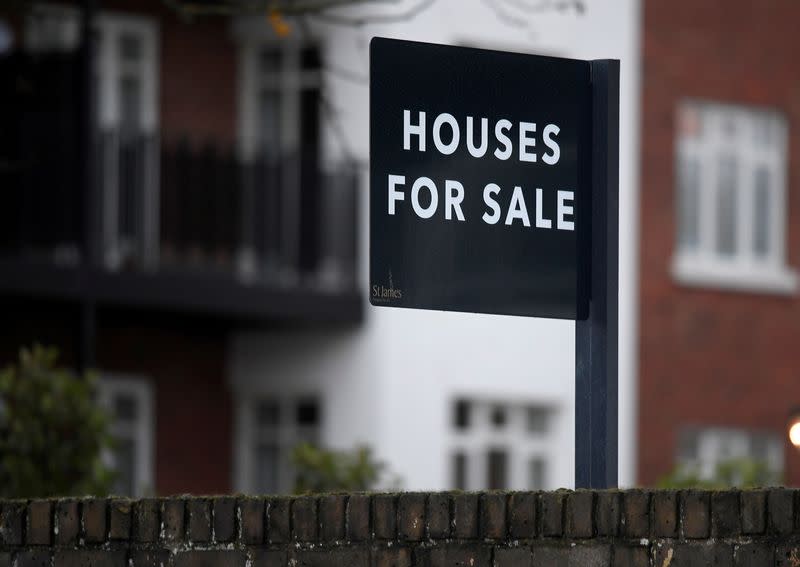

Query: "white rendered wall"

xmin=230 ymin=0 xmax=641 ymax=490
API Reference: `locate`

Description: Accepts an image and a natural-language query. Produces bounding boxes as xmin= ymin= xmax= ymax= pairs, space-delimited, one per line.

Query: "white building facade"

xmin=230 ymin=0 xmax=641 ymax=492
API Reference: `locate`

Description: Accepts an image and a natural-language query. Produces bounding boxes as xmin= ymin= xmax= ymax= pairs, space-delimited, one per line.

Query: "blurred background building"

xmin=638 ymin=0 xmax=800 ymax=486
xmin=27 ymin=0 xmax=800 ymax=495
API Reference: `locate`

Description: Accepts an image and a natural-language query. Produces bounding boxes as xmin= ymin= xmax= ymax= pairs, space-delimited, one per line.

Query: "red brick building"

xmin=639 ymin=0 xmax=800 ymax=485
xmin=0 ymin=1 xmax=360 ymax=495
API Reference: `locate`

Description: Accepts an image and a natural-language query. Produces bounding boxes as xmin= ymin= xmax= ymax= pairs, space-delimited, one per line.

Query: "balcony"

xmin=0 ymin=55 xmax=361 ymax=326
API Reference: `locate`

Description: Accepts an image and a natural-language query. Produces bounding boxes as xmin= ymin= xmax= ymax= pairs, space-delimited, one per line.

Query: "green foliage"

xmin=291 ymin=443 xmax=395 ymax=494
xmin=0 ymin=345 xmax=115 ymax=498
xmin=656 ymin=458 xmax=782 ymax=489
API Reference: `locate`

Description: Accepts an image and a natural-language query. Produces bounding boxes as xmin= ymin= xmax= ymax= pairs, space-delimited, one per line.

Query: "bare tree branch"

xmin=305 ymin=0 xmax=437 ymax=27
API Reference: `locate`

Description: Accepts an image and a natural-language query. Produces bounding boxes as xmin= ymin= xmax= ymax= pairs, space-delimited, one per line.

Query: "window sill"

xmin=671 ymin=256 xmax=798 ymax=295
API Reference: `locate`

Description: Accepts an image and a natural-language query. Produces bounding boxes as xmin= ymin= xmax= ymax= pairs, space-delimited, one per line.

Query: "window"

xmin=97 ymin=375 xmax=155 ymax=497
xmin=673 ymin=101 xmax=796 ymax=293
xmin=676 ymin=426 xmax=783 ymax=486
xmin=449 ymin=399 xmax=555 ymax=490
xmin=95 ymin=14 xmax=160 ymax=271
xmin=237 ymin=397 xmax=321 ymax=494
xmin=236 ymin=39 xmax=322 ymax=277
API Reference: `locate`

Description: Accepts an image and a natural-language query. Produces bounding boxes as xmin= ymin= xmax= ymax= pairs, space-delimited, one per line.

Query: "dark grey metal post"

xmin=575 ymin=59 xmax=620 ymax=489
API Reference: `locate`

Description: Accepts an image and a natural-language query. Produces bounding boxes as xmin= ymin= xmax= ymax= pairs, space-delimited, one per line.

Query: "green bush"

xmin=0 ymin=345 xmax=115 ymax=497
xmin=656 ymin=457 xmax=782 ymax=489
xmin=291 ymin=443 xmax=396 ymax=494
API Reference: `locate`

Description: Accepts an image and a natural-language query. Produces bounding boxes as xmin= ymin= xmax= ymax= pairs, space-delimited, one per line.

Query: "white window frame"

xmin=672 ymin=100 xmax=797 ymax=294
xmin=234 ymin=18 xmax=323 ymax=279
xmin=95 ymin=12 xmax=161 ymax=271
xmin=448 ymin=398 xmax=559 ymax=491
xmin=97 ymin=374 xmax=155 ymax=497
xmin=677 ymin=426 xmax=783 ymax=482
xmin=234 ymin=395 xmax=322 ymax=494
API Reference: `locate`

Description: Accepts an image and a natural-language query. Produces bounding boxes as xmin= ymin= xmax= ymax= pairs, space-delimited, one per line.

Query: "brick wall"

xmin=639 ymin=0 xmax=800 ymax=485
xmin=0 ymin=490 xmax=799 ymax=566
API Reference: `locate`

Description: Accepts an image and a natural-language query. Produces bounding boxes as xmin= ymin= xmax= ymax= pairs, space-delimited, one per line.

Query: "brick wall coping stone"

xmin=0 ymin=489 xmax=798 ymax=566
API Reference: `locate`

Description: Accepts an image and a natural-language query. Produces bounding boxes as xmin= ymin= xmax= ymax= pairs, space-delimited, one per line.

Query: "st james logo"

xmin=372 ymin=271 xmax=402 ymax=303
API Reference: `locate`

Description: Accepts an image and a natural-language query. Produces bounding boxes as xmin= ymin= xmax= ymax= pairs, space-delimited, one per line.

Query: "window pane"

xmin=526 ymin=406 xmax=549 ymax=434
xmin=258 ymin=90 xmax=281 ymax=157
xmin=119 ymin=32 xmax=141 ymax=62
xmin=487 ymin=449 xmax=507 ymax=490
xmin=256 ymin=401 xmax=280 ymax=427
xmin=753 ymin=166 xmax=770 ymax=257
xmin=490 ymin=405 xmax=507 ymax=428
xmin=114 ymin=394 xmax=138 ymax=422
xmin=119 ymin=75 xmax=142 ymax=135
xmin=112 ymin=437 xmax=136 ymax=496
xmin=677 ymin=156 xmax=700 ymax=251
xmin=529 ymin=457 xmax=546 ymax=490
xmin=452 ymin=452 xmax=467 ymax=489
xmin=297 ymin=400 xmax=319 ymax=426
xmin=453 ymin=400 xmax=470 ymax=430
xmin=259 ymin=48 xmax=281 ymax=74
xmin=255 ymin=443 xmax=280 ymax=494
xmin=716 ymin=154 xmax=738 ymax=255
xmin=301 ymin=46 xmax=321 ymax=71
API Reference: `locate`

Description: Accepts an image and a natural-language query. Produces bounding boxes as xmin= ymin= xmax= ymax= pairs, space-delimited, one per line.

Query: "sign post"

xmin=369 ymin=38 xmax=620 ymax=488
xmin=575 ymin=60 xmax=619 ymax=489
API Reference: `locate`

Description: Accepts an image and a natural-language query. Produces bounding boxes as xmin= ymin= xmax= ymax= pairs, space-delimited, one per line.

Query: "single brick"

xmin=346 ymin=494 xmax=370 ymax=541
xmin=108 ymin=498 xmax=133 ymax=540
xmin=15 ymin=551 xmax=51 ymax=567
xmin=133 ymin=499 xmax=159 ymax=543
xmin=532 ymin=545 xmax=611 ymax=567
xmin=372 ymin=494 xmax=396 ymax=540
xmin=768 ymin=488 xmax=794 ymax=535
xmin=187 ymin=499 xmax=212 ymax=543
xmin=130 ymin=550 xmax=171 ymax=567
xmin=620 ymin=491 xmax=649 ymax=538
xmin=734 ymin=543 xmax=773 ymax=567
xmin=213 ymin=497 xmax=236 ymax=543
xmin=508 ymin=493 xmax=537 ymax=539
xmin=55 ymin=500 xmax=79 ymax=545
xmin=109 ymin=499 xmax=132 ymax=540
xmin=292 ymin=496 xmax=318 ymax=542
xmin=681 ymin=491 xmax=710 ymax=539
xmin=494 ymin=547 xmax=531 ymax=567
xmin=54 ymin=550 xmax=127 ymax=567
xmin=426 ymin=545 xmax=491 ymax=567
xmin=596 ymin=492 xmax=620 ymax=537
xmin=398 ymin=493 xmax=425 ymax=541
xmin=565 ymin=491 xmax=593 ymax=538
xmin=82 ymin=499 xmax=107 ymax=543
xmin=291 ymin=549 xmax=368 ymax=567
xmin=251 ymin=549 xmax=287 ymax=567
xmin=267 ymin=497 xmax=290 ymax=544
xmin=652 ymin=491 xmax=678 ymax=538
xmin=173 ymin=551 xmax=247 ymax=567
xmin=480 ymin=493 xmax=507 ymax=540
xmin=26 ymin=500 xmax=51 ymax=545
xmin=613 ymin=546 xmax=649 ymax=567
xmin=427 ymin=493 xmax=450 ymax=539
xmin=373 ymin=547 xmax=413 ymax=567
xmin=452 ymin=494 xmax=479 ymax=539
xmin=655 ymin=543 xmax=732 ymax=567
xmin=541 ymin=492 xmax=564 ymax=537
xmin=740 ymin=491 xmax=766 ymax=535
xmin=239 ymin=499 xmax=265 ymax=545
xmin=162 ymin=499 xmax=185 ymax=543
xmin=318 ymin=494 xmax=346 ymax=542
xmin=712 ymin=491 xmax=740 ymax=537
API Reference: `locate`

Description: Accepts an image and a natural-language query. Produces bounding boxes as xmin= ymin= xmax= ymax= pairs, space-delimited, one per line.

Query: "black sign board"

xmin=370 ymin=37 xmax=621 ymax=489
xmin=369 ymin=37 xmax=591 ymax=320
